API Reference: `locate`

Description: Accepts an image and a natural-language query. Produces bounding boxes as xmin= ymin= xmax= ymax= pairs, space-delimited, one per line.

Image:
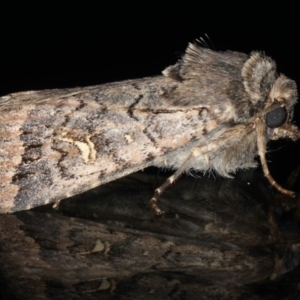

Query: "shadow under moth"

xmin=0 ymin=43 xmax=299 ymax=213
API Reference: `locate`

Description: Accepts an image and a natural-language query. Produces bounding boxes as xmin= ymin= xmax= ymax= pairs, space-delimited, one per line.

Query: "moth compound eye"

xmin=265 ymin=107 xmax=287 ymax=128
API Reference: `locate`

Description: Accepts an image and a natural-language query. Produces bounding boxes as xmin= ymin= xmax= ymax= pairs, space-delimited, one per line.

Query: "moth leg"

xmin=150 ymin=151 xmax=198 ymax=214
xmin=256 ymin=118 xmax=295 ymax=197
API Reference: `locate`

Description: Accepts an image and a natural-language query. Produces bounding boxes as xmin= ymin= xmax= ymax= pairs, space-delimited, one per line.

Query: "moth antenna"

xmin=256 ymin=118 xmax=295 ymax=197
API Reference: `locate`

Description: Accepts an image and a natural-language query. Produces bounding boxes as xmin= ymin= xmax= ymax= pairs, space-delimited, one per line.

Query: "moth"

xmin=0 ymin=42 xmax=299 ymax=213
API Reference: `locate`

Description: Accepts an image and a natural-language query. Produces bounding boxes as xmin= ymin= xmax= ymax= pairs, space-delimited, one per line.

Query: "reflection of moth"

xmin=1 ymin=173 xmax=300 ymax=298
xmin=0 ymin=42 xmax=299 ymax=213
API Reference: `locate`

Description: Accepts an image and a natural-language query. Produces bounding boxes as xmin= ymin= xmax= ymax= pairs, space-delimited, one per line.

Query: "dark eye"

xmin=265 ymin=107 xmax=287 ymax=128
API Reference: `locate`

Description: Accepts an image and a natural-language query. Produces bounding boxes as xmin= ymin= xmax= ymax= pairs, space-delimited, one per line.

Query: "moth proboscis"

xmin=0 ymin=42 xmax=299 ymax=213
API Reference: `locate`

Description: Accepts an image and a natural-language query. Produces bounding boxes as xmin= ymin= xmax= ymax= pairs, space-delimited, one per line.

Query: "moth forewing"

xmin=0 ymin=76 xmax=219 ymax=213
xmin=0 ymin=43 xmax=299 ymax=213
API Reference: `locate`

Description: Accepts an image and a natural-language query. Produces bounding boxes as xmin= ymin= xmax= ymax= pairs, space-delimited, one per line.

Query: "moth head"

xmin=242 ymin=52 xmax=298 ymax=128
xmin=264 ymin=75 xmax=298 ymax=130
xmin=243 ymin=52 xmax=297 ymax=100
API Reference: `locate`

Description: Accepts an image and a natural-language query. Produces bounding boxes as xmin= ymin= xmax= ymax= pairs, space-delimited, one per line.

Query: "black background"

xmin=1 ymin=3 xmax=300 ymax=187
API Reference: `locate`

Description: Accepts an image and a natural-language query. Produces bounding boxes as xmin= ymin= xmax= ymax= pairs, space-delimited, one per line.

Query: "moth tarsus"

xmin=150 ymin=150 xmax=199 ymax=214
xmin=0 ymin=42 xmax=299 ymax=213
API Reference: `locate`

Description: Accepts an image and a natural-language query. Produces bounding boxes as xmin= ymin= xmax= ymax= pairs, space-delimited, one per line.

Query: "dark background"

xmin=1 ymin=3 xmax=300 ymax=188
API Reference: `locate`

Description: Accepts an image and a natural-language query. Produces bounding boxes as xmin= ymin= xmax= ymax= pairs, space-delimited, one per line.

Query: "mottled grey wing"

xmin=0 ymin=75 xmax=224 ymax=212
